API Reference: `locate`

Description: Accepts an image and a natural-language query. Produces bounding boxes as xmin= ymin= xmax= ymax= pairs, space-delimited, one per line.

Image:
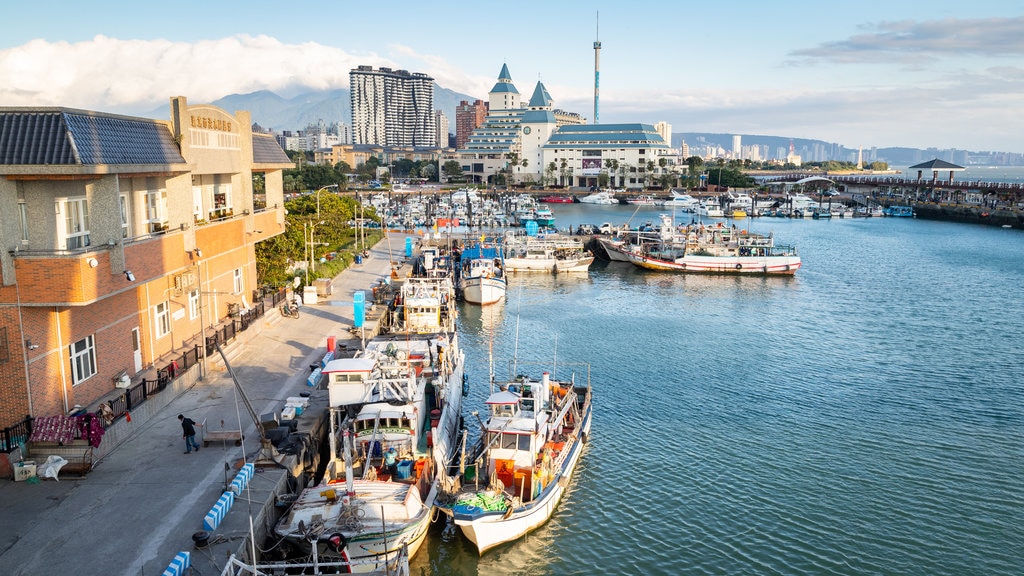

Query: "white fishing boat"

xmin=577 ymin=190 xmax=617 ymax=205
xmin=618 ymin=214 xmax=802 ymax=275
xmin=459 ymin=240 xmax=507 ymax=305
xmin=626 ymin=195 xmax=656 ymax=206
xmin=502 ymin=231 xmax=594 ymax=273
xmin=274 ymin=273 xmax=465 ymax=571
xmin=441 ymin=366 xmax=593 ymax=555
xmin=697 ymin=199 xmax=724 ymax=218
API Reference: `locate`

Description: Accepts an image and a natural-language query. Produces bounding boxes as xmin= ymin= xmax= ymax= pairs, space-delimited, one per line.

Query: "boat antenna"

xmin=552 ymin=334 xmax=557 ymax=380
xmin=511 ymin=286 xmax=523 ymax=379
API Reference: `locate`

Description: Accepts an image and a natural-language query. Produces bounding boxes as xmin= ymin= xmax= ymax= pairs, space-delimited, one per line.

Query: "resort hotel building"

xmin=0 ymin=97 xmax=291 ymax=433
xmin=445 ymin=64 xmax=673 ymax=189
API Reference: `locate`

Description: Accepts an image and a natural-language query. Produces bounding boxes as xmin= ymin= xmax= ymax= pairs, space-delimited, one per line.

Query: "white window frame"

xmin=155 ymin=301 xmax=171 ymax=338
xmin=146 ymin=189 xmax=168 ymax=233
xmin=192 ymin=185 xmax=204 ymax=222
xmin=188 ymin=290 xmax=200 ymax=320
xmin=119 ymin=194 xmax=131 ymax=238
xmin=18 ymin=200 xmax=29 ymax=242
xmin=70 ymin=335 xmax=96 ymax=386
xmin=58 ymin=197 xmax=91 ymax=250
xmin=233 ymin=268 xmax=244 ymax=295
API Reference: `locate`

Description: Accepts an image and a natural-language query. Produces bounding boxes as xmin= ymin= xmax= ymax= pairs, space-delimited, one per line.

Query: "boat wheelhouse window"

xmin=492 ymin=403 xmax=516 ymax=418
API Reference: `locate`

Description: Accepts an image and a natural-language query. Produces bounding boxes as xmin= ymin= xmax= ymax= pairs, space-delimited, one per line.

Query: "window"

xmin=70 ymin=335 xmax=96 ymax=385
xmin=155 ymin=302 xmax=171 ymax=338
xmin=18 ymin=201 xmax=28 ymax=242
xmin=188 ymin=290 xmax=200 ymax=320
xmin=0 ymin=327 xmax=9 ymax=363
xmin=119 ymin=195 xmax=131 ymax=238
xmin=146 ymin=189 xmax=168 ymax=233
xmin=192 ymin=185 xmax=204 ymax=221
xmin=60 ymin=197 xmax=91 ymax=250
xmin=212 ymin=177 xmax=232 ymax=212
xmin=233 ymin=268 xmax=244 ymax=295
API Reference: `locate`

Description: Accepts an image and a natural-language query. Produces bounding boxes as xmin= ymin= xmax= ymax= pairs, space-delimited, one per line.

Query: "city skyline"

xmin=2 ymin=1 xmax=1023 ymax=153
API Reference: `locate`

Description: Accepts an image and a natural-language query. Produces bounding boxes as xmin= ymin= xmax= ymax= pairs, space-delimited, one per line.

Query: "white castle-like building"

xmin=445 ymin=64 xmax=672 ymax=189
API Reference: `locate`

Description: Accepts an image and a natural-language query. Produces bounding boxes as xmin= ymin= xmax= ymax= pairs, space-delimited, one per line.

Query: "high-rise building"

xmin=732 ymin=134 xmax=742 ymax=158
xmin=349 ymin=65 xmax=435 ymax=147
xmin=434 ymin=110 xmax=450 ymax=149
xmin=455 ymin=99 xmax=487 ymax=149
xmin=654 ymin=121 xmax=672 ymax=146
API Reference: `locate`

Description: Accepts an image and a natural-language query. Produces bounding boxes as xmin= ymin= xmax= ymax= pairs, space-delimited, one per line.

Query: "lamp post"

xmin=315 ymin=184 xmax=338 ymax=218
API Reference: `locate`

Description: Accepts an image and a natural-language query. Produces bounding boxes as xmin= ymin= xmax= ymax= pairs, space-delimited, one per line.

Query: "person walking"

xmin=178 ymin=414 xmax=202 ymax=453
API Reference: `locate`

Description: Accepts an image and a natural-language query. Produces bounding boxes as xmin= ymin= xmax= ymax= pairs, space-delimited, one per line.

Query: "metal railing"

xmin=2 ymin=294 xmax=271 ymax=452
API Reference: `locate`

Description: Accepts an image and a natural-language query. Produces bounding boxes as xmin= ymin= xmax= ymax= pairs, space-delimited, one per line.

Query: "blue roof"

xmin=522 ymin=110 xmax=556 ymax=124
xmin=490 ymin=63 xmax=519 ymax=95
xmin=527 ymin=82 xmax=553 ymax=107
xmin=0 ymin=108 xmax=184 ymax=165
xmin=543 ymin=123 xmax=670 ymax=149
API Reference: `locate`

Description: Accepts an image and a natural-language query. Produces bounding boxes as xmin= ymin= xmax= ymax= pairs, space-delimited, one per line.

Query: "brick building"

xmin=455 ymin=99 xmax=488 ymax=149
xmin=0 ymin=97 xmax=291 ymax=429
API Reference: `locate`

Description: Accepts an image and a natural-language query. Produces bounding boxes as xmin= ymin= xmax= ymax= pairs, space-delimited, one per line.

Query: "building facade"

xmin=349 ymin=66 xmax=435 ymax=148
xmin=455 ymin=99 xmax=488 ymax=149
xmin=443 ymin=64 xmax=672 ymax=188
xmin=0 ymin=97 xmax=291 ymax=429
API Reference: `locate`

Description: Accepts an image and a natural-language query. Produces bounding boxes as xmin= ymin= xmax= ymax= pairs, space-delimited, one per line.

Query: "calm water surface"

xmin=411 ymin=205 xmax=1024 ymax=575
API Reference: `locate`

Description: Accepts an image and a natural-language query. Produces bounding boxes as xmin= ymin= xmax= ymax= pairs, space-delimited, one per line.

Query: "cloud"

xmin=789 ymin=16 xmax=1024 ymax=64
xmin=0 ymin=34 xmax=378 ymax=112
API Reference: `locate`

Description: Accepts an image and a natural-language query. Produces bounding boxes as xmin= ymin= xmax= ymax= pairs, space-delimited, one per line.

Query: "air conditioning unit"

xmin=114 ymin=371 xmax=131 ymax=388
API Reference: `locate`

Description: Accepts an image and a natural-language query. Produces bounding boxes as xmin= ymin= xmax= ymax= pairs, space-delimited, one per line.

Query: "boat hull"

xmin=625 ymin=250 xmax=801 ymax=275
xmin=461 ymin=276 xmax=507 ymax=305
xmin=453 ymin=402 xmax=593 ymax=554
xmin=505 ymin=255 xmax=594 ymax=273
xmin=596 ymin=237 xmax=631 ymax=262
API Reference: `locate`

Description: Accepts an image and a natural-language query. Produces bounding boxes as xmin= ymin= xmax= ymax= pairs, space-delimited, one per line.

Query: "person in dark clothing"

xmin=178 ymin=414 xmax=202 ymax=453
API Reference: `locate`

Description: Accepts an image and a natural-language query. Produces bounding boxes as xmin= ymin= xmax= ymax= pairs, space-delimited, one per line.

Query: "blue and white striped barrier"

xmin=203 ymin=490 xmax=235 ymax=530
xmin=307 ymin=366 xmax=322 ymax=387
xmin=321 ymin=350 xmax=334 ymax=368
xmin=162 ymin=551 xmax=190 ymax=576
xmin=229 ymin=462 xmax=254 ymax=495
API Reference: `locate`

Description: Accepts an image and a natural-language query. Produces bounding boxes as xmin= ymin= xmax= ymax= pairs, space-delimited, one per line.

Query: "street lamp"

xmin=315 ymin=184 xmax=338 ymax=218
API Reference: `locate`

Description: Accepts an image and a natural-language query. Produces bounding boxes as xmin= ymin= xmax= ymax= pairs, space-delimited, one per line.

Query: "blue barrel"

xmin=405 ymin=237 xmax=413 ymax=257
xmin=355 ymin=254 xmax=363 ymax=264
xmin=525 ymin=220 xmax=539 ymax=236
xmin=353 ymin=291 xmax=365 ymax=328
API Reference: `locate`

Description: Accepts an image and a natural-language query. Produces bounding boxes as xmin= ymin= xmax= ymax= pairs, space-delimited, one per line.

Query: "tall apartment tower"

xmin=455 ymin=99 xmax=488 ymax=149
xmin=434 ymin=109 xmax=450 ymax=149
xmin=349 ymin=65 xmax=435 ymax=147
xmin=732 ymin=134 xmax=742 ymax=158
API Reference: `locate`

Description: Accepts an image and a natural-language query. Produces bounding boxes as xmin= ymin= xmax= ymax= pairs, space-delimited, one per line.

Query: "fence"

xmin=2 ymin=296 xmax=270 ymax=453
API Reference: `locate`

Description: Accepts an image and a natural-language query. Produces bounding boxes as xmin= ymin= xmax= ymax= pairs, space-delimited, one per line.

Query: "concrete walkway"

xmin=0 ymin=234 xmax=413 ymax=576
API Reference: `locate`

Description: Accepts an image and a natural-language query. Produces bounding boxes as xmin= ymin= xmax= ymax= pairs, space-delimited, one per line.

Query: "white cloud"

xmin=0 ymin=34 xmax=373 ymax=111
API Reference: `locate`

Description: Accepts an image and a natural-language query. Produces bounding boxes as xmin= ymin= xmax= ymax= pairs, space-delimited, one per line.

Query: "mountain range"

xmin=177 ymin=88 xmax=1020 ymax=166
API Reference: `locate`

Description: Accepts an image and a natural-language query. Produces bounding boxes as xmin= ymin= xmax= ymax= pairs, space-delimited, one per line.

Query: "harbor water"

xmin=412 ymin=203 xmax=1024 ymax=575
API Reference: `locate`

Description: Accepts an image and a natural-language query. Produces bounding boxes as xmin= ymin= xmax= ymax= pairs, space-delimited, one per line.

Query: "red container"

xmin=327 ymin=335 xmax=336 ymax=352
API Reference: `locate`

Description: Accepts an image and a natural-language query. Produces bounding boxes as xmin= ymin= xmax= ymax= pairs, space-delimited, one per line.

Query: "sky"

xmin=2 ymin=0 xmax=1023 ymax=153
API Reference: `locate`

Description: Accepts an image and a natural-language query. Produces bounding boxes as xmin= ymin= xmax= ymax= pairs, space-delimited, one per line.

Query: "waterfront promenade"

xmin=0 ymin=235 xmax=408 ymax=576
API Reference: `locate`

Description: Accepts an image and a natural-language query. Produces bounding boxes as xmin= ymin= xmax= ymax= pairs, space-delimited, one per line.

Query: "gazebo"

xmin=909 ymin=158 xmax=964 ymax=185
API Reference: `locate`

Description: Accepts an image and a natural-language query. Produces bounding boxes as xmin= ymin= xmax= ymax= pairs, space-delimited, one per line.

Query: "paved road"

xmin=0 ymin=235 xmax=413 ymax=576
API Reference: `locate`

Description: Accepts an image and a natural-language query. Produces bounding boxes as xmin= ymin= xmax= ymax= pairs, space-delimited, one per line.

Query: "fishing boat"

xmin=626 ymin=195 xmax=656 ymax=206
xmin=533 ymin=205 xmax=556 ymax=227
xmin=577 ymin=190 xmax=617 ymax=205
xmin=441 ymin=365 xmax=593 ymax=555
xmin=459 ymin=239 xmax=507 ymax=305
xmin=697 ymin=199 xmax=725 ymax=218
xmin=884 ymin=205 xmax=915 ymax=217
xmin=538 ymin=194 xmax=574 ymax=204
xmin=273 ymin=272 xmax=465 ymax=571
xmin=617 ymin=214 xmax=801 ymax=275
xmin=502 ymin=231 xmax=594 ymax=273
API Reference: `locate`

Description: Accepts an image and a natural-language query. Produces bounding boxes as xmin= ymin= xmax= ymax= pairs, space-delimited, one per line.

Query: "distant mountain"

xmin=198 ymin=85 xmax=478 ymax=135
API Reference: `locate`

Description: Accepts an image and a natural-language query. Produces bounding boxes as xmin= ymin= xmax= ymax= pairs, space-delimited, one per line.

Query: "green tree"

xmin=442 ymin=160 xmax=463 ymax=180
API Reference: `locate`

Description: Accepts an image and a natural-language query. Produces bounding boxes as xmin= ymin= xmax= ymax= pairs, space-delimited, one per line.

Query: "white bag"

xmin=36 ymin=455 xmax=68 ymax=481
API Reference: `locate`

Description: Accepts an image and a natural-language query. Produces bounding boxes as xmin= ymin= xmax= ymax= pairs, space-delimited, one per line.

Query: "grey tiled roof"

xmin=0 ymin=108 xmax=184 ymax=165
xmin=252 ymin=133 xmax=291 ymax=164
xmin=908 ymin=158 xmax=964 ymax=170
